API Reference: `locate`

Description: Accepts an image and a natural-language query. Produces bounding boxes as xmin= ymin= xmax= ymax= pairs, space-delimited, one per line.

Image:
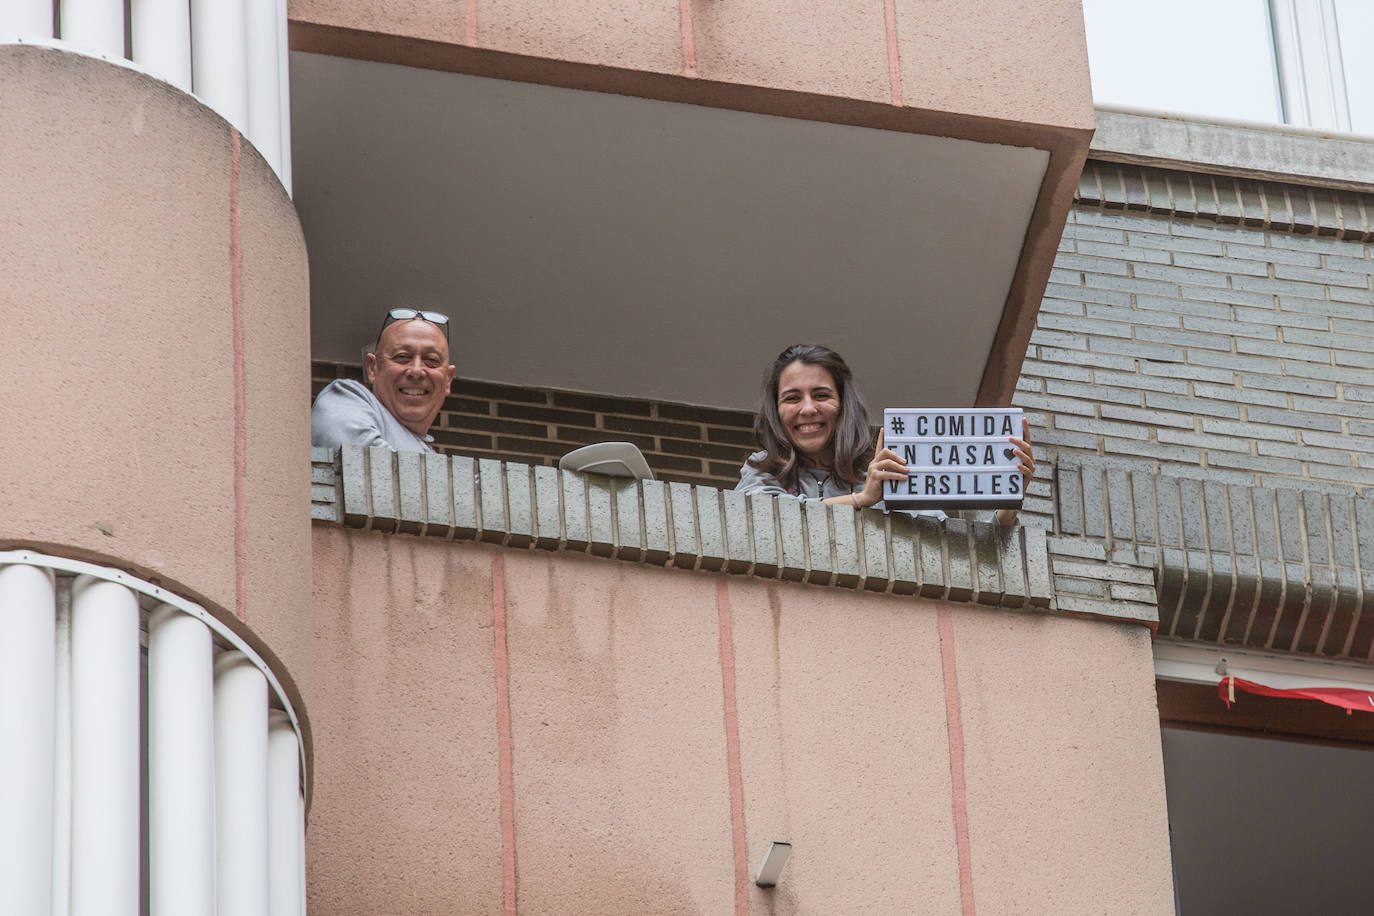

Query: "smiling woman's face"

xmin=777 ymin=360 xmax=839 ymax=466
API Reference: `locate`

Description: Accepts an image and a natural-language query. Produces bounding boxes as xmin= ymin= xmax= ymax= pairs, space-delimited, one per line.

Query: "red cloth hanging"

xmin=1218 ymin=676 xmax=1374 ymax=714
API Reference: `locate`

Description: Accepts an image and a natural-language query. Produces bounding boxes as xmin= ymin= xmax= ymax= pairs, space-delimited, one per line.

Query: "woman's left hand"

xmin=997 ymin=417 xmax=1035 ymax=526
xmin=1010 ymin=416 xmax=1034 ymax=485
xmin=853 ymin=428 xmax=908 ymax=509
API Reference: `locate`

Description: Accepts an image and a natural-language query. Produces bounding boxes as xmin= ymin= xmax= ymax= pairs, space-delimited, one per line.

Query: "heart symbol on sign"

xmin=1003 ymin=448 xmax=1015 ymax=460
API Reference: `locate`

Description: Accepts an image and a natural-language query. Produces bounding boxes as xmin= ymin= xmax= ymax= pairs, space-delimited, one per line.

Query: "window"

xmin=1336 ymin=0 xmax=1374 ymax=133
xmin=1084 ymin=0 xmax=1373 ymax=135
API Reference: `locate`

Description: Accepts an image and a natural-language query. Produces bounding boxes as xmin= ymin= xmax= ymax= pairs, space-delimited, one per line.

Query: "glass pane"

xmin=1335 ymin=0 xmax=1374 ymax=135
xmin=1083 ymin=0 xmax=1282 ymax=123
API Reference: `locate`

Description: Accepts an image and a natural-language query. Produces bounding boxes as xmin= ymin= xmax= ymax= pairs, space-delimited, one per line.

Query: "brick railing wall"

xmin=1015 ymin=161 xmax=1374 ymax=506
xmin=311 ymin=364 xmax=757 ymax=491
xmin=1057 ymin=455 xmax=1374 ymax=658
xmin=310 ymin=446 xmax=1163 ymax=628
xmin=1073 ymin=160 xmax=1374 ymax=239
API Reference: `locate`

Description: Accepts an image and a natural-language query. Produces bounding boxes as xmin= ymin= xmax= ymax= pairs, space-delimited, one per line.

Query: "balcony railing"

xmin=0 ymin=550 xmax=306 ymax=916
xmin=1 ymin=0 xmax=291 ymax=191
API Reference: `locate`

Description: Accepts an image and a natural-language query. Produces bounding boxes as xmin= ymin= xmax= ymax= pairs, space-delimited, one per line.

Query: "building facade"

xmin=5 ymin=1 xmax=1370 ymax=914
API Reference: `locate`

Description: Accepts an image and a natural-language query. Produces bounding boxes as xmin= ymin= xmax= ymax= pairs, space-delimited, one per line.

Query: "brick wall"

xmin=311 ymin=364 xmax=758 ymax=490
xmin=310 ymin=366 xmax=1056 ymax=523
xmin=1015 ymin=161 xmax=1374 ymax=535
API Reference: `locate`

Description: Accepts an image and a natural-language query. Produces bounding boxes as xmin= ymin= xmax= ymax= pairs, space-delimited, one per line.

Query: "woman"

xmin=735 ymin=344 xmax=1034 ymax=526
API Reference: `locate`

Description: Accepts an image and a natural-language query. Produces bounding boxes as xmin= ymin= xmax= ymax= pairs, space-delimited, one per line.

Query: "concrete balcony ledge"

xmin=1057 ymin=454 xmax=1374 ymax=657
xmin=312 ymin=447 xmax=1158 ymax=627
xmin=1091 ymin=109 xmax=1374 ymax=193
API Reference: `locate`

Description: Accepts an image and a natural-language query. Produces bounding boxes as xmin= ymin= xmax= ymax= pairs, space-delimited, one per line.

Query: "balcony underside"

xmin=290 ymin=44 xmax=1088 ymax=410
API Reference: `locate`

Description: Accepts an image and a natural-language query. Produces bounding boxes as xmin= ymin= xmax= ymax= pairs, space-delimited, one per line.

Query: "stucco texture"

xmin=478 ymin=0 xmax=683 ymax=75
xmin=727 ymin=577 xmax=963 ymax=913
xmin=896 ymin=0 xmax=1094 ymax=128
xmin=290 ymin=0 xmax=466 ymax=46
xmin=954 ymin=613 xmax=1175 ymax=914
xmin=0 ymin=46 xmax=313 ymax=704
xmin=692 ymin=0 xmax=890 ymax=102
xmin=308 ymin=528 xmax=1172 ymax=913
xmin=289 ymin=0 xmax=1093 ymax=131
xmin=309 ymin=528 xmax=504 ymax=914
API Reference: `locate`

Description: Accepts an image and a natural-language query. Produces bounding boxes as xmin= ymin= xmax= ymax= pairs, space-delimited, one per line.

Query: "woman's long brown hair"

xmin=746 ymin=344 xmax=876 ymax=493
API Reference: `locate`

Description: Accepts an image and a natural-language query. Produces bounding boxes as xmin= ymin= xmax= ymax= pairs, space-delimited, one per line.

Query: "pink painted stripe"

xmin=883 ymin=0 xmax=903 ymax=106
xmin=715 ymin=578 xmax=748 ymax=915
xmin=937 ymin=606 xmax=975 ymax=915
xmin=679 ymin=0 xmax=697 ymax=78
xmin=492 ymin=554 xmax=518 ymax=915
xmin=467 ymin=0 xmax=478 ymax=46
xmin=230 ymin=129 xmax=247 ymax=624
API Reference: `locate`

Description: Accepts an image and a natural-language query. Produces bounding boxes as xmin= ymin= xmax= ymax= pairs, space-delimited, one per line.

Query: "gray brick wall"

xmin=1017 ymin=168 xmax=1374 ymax=534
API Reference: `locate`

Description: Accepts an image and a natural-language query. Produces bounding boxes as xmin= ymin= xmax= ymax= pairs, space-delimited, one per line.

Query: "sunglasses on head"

xmin=377 ymin=308 xmax=450 ymax=343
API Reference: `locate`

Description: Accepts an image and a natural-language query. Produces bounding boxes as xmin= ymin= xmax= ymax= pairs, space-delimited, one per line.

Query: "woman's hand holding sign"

xmin=868 ymin=413 xmax=1034 ymax=525
xmin=853 ymin=428 xmax=907 ymax=509
xmin=996 ymin=417 xmax=1035 ymax=527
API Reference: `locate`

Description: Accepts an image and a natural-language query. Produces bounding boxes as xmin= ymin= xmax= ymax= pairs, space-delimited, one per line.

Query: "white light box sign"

xmin=882 ymin=408 xmax=1025 ymax=509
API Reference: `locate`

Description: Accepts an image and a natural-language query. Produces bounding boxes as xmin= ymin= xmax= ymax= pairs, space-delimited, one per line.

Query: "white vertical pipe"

xmin=0 ymin=564 xmax=57 ymax=916
xmin=131 ymin=0 xmax=193 ymax=91
xmin=191 ymin=0 xmax=249 ymax=132
xmin=1269 ymin=0 xmax=1353 ymax=130
xmin=60 ymin=0 xmax=126 ymax=58
xmin=276 ymin=0 xmax=293 ymax=195
xmin=298 ymin=791 xmax=308 ymax=916
xmin=267 ymin=711 xmax=304 ymax=916
xmin=0 ymin=2 xmax=55 ymax=41
xmin=52 ymin=583 xmax=73 ymax=916
xmin=70 ymin=575 xmax=141 ymax=916
xmin=1312 ymin=0 xmax=1352 ymax=131
xmin=215 ymin=651 xmax=270 ymax=916
xmin=245 ymin=0 xmax=283 ymax=178
xmin=140 ymin=645 xmax=151 ymax=916
xmin=148 ymin=605 xmax=216 ymax=916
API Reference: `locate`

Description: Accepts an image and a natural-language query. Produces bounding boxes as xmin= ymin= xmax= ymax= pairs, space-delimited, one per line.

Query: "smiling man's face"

xmin=364 ymin=319 xmax=455 ymax=437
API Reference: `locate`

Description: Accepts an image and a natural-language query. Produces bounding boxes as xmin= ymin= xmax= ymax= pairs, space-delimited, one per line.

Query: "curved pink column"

xmin=0 ymin=44 xmax=314 ymax=760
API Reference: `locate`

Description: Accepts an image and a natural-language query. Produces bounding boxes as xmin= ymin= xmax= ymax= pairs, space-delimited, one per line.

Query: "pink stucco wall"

xmin=0 ymin=46 xmax=314 ymax=720
xmin=289 ymin=0 xmax=1093 ymax=132
xmin=309 ymin=526 xmax=1174 ymax=913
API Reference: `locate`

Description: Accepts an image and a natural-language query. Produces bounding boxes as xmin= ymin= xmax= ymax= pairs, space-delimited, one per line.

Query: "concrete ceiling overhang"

xmin=291 ymin=49 xmax=1080 ymax=412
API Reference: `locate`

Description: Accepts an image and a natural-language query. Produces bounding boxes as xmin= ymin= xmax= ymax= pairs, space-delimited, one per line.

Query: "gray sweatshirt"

xmin=310 ymin=379 xmax=435 ymax=453
xmin=734 ymin=450 xmax=950 ymax=522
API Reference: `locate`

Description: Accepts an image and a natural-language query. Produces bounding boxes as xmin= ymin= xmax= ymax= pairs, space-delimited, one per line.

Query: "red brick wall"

xmin=312 ymin=363 xmax=757 ymax=490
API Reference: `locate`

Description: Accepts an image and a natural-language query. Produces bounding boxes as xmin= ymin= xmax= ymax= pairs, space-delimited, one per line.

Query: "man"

xmin=311 ymin=308 xmax=455 ymax=452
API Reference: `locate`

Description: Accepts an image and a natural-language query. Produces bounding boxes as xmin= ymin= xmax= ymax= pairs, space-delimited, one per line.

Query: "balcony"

xmin=304 ymin=447 xmax=1171 ymax=912
xmin=291 ymin=0 xmax=1095 ymax=411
